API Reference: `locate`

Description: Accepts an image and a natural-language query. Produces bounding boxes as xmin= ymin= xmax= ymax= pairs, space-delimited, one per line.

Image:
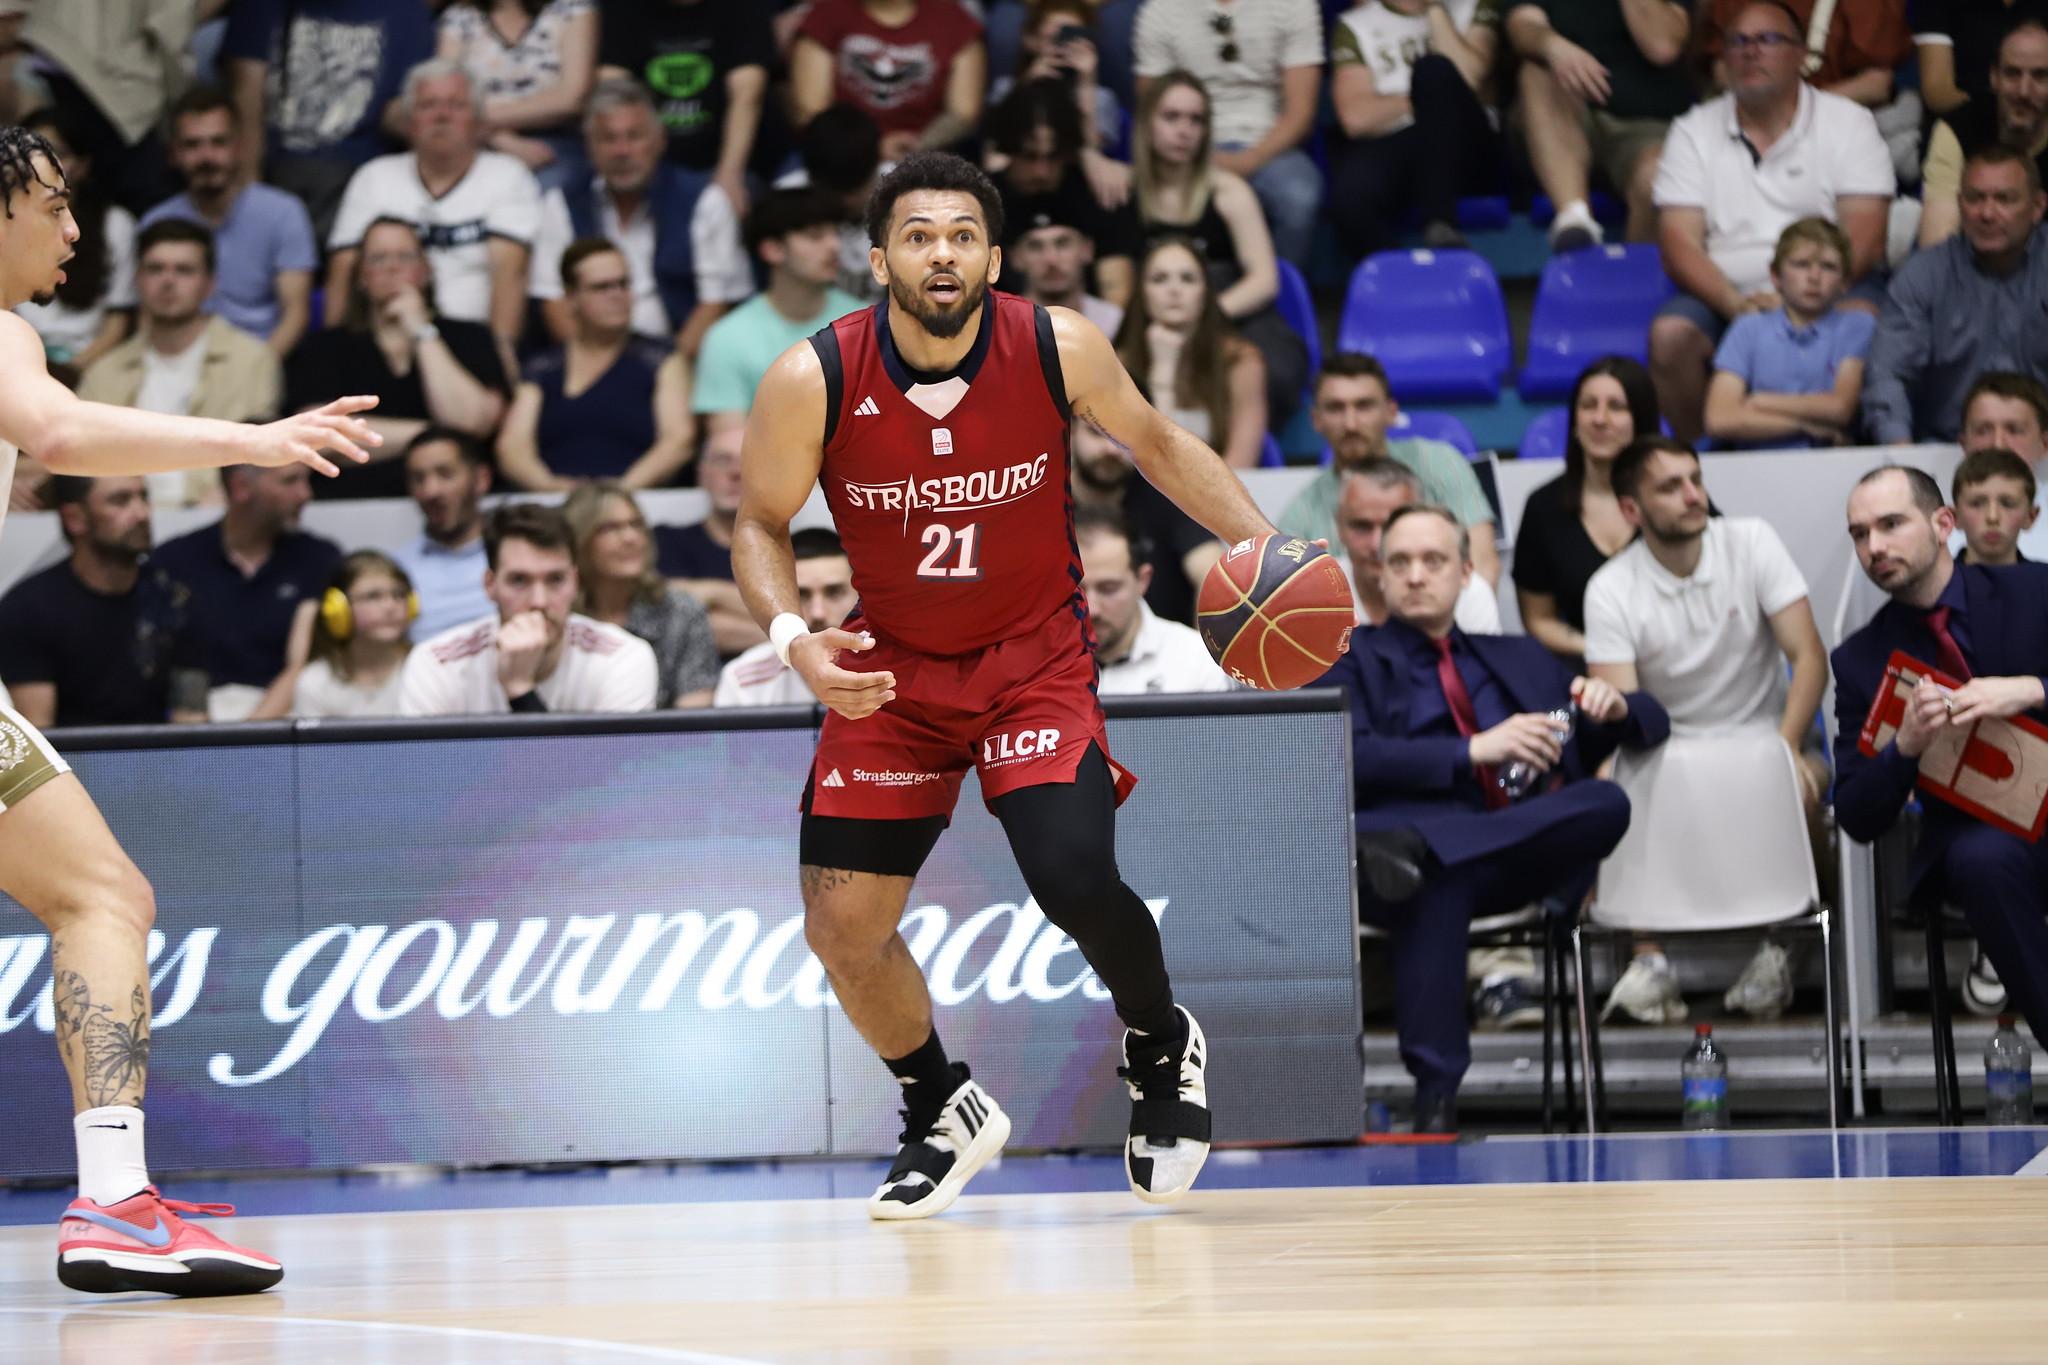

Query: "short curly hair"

xmin=0 ymin=124 xmax=63 ymax=218
xmin=864 ymin=151 xmax=1004 ymax=249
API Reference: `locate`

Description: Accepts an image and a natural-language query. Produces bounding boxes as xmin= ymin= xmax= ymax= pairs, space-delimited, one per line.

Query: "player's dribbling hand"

xmin=251 ymin=395 xmax=382 ymax=477
xmin=790 ymin=627 xmax=897 ymax=720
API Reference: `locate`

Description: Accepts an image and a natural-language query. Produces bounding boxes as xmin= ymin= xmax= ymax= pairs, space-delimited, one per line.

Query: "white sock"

xmin=74 ymin=1106 xmax=150 ymax=1206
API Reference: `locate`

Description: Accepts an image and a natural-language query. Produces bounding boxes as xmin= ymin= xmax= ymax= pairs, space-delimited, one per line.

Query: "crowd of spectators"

xmin=5 ymin=0 xmax=2048 ymax=1134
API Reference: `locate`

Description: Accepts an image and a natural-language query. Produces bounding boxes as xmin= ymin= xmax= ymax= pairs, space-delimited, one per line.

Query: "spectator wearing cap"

xmin=694 ymin=190 xmax=867 ymax=450
xmin=988 ymin=77 xmax=1138 ymax=310
xmin=1013 ymin=206 xmax=1126 ymax=338
xmin=1864 ymin=146 xmax=2048 ymax=445
xmin=1077 ymin=504 xmax=1231 ymax=694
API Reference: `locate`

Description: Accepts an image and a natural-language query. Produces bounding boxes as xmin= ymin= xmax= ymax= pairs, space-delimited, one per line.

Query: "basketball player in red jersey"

xmin=736 ymin=153 xmax=1284 ymax=1219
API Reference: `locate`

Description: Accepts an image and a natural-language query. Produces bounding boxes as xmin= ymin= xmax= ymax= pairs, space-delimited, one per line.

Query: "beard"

xmin=890 ymin=269 xmax=987 ymax=340
xmin=1073 ymin=451 xmax=1131 ymax=493
xmin=30 ymin=287 xmax=54 ymax=307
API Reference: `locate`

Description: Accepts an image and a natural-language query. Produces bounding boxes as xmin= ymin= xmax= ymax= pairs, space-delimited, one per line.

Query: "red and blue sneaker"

xmin=56 ymin=1186 xmax=283 ymax=1296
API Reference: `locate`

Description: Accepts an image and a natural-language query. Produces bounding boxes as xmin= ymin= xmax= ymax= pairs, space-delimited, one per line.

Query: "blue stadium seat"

xmin=1518 ymin=406 xmax=1571 ymax=461
xmin=1391 ymin=409 xmax=1478 ymax=456
xmin=1456 ymin=196 xmax=1513 ymax=231
xmin=1272 ymin=259 xmax=1321 ymax=406
xmin=1518 ymin=244 xmax=1675 ymax=401
xmin=1336 ymin=249 xmax=1511 ymax=404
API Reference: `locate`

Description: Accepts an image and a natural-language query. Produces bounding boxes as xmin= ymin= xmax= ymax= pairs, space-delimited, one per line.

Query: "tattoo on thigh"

xmin=51 ymin=971 xmax=150 ymax=1107
xmin=800 ymin=864 xmax=857 ymax=899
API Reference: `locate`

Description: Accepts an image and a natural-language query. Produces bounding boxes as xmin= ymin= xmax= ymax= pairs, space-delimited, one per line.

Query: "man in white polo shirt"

xmin=401 ymin=502 xmax=657 ymax=716
xmin=715 ymin=528 xmax=857 ymax=707
xmin=1076 ymin=506 xmax=1229 ymax=695
xmin=1583 ymin=435 xmax=1831 ymax=1023
xmin=325 ymin=60 xmax=542 ymax=365
xmin=1647 ymin=0 xmax=1894 ymax=446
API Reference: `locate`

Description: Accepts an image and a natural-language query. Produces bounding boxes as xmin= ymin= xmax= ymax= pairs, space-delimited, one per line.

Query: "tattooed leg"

xmin=48 ymin=941 xmax=152 ymax=1112
xmin=0 ymin=773 xmax=158 ymax=1115
xmin=798 ymin=863 xmax=931 ymax=1059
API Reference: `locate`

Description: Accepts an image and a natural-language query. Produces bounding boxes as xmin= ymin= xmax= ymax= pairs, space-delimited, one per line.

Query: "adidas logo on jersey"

xmin=820 ymin=768 xmax=846 ymax=788
xmin=854 ymin=396 xmax=881 ymax=417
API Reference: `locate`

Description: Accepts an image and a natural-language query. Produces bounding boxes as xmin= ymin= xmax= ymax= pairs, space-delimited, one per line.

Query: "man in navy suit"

xmin=1325 ymin=505 xmax=1670 ymax=1131
xmin=1833 ymin=465 xmax=2048 ymax=1044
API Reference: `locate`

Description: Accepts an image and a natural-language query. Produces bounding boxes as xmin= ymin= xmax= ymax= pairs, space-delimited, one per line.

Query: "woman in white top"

xmin=14 ymin=107 xmax=134 ymax=390
xmin=436 ymin=0 xmax=600 ymax=194
xmin=288 ymin=551 xmax=418 ymax=718
xmin=1113 ymin=237 xmax=1266 ymax=468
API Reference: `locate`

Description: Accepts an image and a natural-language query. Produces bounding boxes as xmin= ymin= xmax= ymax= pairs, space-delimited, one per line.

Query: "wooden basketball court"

xmin=6 ymin=1155 xmax=2047 ymax=1362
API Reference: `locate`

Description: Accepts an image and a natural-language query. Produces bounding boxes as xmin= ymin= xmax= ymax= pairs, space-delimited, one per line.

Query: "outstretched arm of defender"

xmin=1052 ymin=307 xmax=1275 ymax=545
xmin=733 ymin=341 xmax=897 ymax=720
xmin=0 ymin=312 xmax=378 ymax=477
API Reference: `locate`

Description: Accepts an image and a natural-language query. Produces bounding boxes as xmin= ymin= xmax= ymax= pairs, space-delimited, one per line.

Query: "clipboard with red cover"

xmin=1857 ymin=649 xmax=2048 ymax=843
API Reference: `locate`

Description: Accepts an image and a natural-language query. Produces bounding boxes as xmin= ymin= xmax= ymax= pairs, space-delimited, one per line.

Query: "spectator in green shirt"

xmin=692 ymin=188 xmax=866 ymax=446
xmin=1278 ymin=352 xmax=1501 ymax=588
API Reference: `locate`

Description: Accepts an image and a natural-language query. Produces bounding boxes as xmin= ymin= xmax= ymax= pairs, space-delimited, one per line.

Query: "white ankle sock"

xmin=74 ymin=1106 xmax=150 ymax=1206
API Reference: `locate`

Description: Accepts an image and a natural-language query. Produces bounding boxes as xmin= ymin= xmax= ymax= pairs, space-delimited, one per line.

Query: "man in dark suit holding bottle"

xmin=1322 ymin=504 xmax=1669 ymax=1133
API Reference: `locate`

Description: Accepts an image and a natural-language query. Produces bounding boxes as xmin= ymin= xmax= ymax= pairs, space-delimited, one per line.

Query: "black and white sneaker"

xmin=1120 ymin=1006 xmax=1211 ymax=1204
xmin=866 ymin=1064 xmax=1011 ymax=1222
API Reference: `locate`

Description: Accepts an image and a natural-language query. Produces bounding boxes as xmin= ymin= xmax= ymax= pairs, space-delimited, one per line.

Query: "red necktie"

xmin=1435 ymin=637 xmax=1507 ymax=811
xmin=1923 ymin=606 xmax=1973 ymax=682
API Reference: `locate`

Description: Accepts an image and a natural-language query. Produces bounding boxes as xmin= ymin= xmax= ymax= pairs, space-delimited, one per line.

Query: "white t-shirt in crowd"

xmin=330 ymin=151 xmax=544 ymax=325
xmin=1134 ymin=0 xmax=1326 ymax=148
xmin=713 ymin=641 xmax=820 ymax=707
xmin=291 ymin=657 xmax=408 ymax=717
xmin=1582 ymin=517 xmax=1810 ymax=732
xmin=133 ymin=334 xmax=208 ymax=416
xmin=398 ymin=612 xmax=658 ymax=715
xmin=1652 ymin=84 xmax=1895 ymax=296
xmin=528 ymin=179 xmax=753 ymax=339
xmin=1098 ymin=601 xmax=1232 ymax=694
xmin=18 ymin=205 xmax=136 ymax=360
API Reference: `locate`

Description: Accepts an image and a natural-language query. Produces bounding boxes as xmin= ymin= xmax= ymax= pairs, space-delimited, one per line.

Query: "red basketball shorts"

xmin=804 ymin=616 xmax=1138 ymax=821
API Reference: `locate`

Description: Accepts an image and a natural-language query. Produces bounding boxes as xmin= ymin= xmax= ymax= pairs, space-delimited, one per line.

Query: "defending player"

xmin=0 ymin=127 xmax=378 ymax=1294
xmin=735 ymin=152 xmax=1278 ymax=1219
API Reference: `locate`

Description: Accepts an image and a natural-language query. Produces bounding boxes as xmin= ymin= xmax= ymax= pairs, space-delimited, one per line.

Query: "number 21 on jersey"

xmin=917 ymin=522 xmax=982 ymax=580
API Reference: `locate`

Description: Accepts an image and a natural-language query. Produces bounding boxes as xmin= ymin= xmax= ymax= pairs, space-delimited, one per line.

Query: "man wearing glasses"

xmin=1644 ymin=0 xmax=1894 ymax=446
xmin=1133 ymin=0 xmax=1326 ymax=266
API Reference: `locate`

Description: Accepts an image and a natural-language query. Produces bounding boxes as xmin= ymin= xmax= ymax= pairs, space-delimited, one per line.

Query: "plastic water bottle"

xmin=1682 ymin=1024 xmax=1729 ymax=1130
xmin=1984 ymin=1014 xmax=2034 ymax=1125
xmin=1500 ymin=706 xmax=1577 ymax=799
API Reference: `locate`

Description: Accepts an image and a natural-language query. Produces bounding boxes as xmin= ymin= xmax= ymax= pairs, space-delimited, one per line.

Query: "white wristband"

xmin=770 ymin=612 xmax=808 ymax=667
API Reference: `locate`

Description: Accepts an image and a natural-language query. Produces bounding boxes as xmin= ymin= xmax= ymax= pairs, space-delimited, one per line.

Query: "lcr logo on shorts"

xmin=981 ymin=728 xmax=1061 ymax=769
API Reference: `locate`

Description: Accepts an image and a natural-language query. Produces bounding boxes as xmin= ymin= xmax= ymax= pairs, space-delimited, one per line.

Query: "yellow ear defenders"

xmin=321 ymin=586 xmax=423 ymax=640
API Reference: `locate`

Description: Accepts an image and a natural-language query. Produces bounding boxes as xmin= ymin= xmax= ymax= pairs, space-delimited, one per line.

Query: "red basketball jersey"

xmin=810 ymin=292 xmax=1085 ymax=657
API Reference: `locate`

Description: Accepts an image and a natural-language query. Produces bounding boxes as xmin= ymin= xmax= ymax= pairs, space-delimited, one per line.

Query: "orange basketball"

xmin=1197 ymin=534 xmax=1355 ymax=690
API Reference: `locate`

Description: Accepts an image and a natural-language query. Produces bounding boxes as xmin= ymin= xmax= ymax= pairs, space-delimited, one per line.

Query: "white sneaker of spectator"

xmin=1548 ymin=199 xmax=1604 ymax=254
xmin=1602 ymin=951 xmax=1687 ymax=1025
xmin=1963 ymin=951 xmax=2007 ymax=1018
xmin=1724 ymin=941 xmax=1794 ymax=1021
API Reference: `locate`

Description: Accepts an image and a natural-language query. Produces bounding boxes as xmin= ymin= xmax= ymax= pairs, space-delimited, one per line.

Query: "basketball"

xmin=1197 ymin=534 xmax=1355 ymax=690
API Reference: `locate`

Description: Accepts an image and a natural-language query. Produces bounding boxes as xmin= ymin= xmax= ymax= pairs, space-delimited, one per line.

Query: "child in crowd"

xmin=1703 ymin=217 xmax=1873 ymax=450
xmin=1952 ymin=447 xmax=2039 ymax=566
